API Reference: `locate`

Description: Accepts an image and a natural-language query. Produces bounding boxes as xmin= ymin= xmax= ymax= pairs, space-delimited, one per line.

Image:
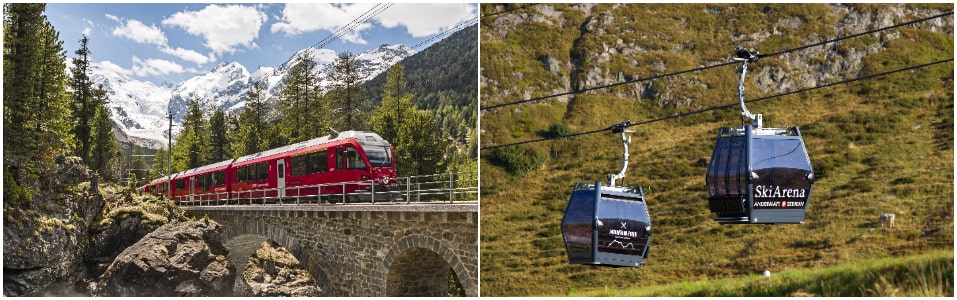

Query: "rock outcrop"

xmin=243 ymin=240 xmax=323 ymax=297
xmin=3 ymin=156 xmax=101 ymax=296
xmin=90 ymin=220 xmax=235 ymax=297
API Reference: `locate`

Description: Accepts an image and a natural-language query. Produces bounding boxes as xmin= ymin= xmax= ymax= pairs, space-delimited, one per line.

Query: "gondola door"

xmin=277 ymin=159 xmax=286 ymax=198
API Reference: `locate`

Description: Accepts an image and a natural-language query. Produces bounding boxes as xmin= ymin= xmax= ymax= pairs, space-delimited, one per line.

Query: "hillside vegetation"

xmin=479 ymin=3 xmax=953 ymax=296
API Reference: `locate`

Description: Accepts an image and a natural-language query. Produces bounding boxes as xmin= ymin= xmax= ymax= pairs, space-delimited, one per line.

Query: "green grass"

xmin=571 ymin=250 xmax=953 ymax=296
xmin=480 ymin=3 xmax=953 ymax=297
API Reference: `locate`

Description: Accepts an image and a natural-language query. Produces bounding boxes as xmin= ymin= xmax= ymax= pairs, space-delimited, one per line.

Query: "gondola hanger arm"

xmin=606 ymin=120 xmax=634 ymax=187
xmin=734 ymin=46 xmax=762 ymax=128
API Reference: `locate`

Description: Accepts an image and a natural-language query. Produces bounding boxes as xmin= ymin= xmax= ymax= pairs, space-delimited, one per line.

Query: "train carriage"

xmin=142 ymin=131 xmax=396 ymax=204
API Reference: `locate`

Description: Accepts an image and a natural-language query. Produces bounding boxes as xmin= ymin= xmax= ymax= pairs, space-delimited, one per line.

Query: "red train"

xmin=142 ymin=131 xmax=397 ymax=204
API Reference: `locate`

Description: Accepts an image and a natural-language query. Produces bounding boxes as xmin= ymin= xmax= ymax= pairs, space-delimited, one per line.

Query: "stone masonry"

xmin=183 ymin=204 xmax=478 ymax=297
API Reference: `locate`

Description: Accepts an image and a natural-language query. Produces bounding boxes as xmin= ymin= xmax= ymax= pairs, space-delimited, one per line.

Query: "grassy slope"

xmin=479 ymin=3 xmax=954 ymax=296
xmin=572 ymin=250 xmax=953 ymax=297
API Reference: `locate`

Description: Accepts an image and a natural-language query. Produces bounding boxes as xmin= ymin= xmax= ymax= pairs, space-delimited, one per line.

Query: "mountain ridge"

xmin=91 ymin=44 xmax=417 ymax=148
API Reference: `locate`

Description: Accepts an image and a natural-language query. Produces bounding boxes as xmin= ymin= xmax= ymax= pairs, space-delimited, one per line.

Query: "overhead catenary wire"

xmin=479 ymin=57 xmax=954 ymax=151
xmin=480 ymin=10 xmax=954 ymax=111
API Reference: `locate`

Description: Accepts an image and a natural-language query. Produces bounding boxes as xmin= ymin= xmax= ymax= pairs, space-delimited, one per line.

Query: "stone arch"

xmin=381 ymin=234 xmax=475 ymax=297
xmin=218 ymin=219 xmax=333 ymax=295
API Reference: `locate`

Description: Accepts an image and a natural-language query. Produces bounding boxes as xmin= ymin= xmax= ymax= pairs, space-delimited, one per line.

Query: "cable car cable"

xmin=480 ymin=57 xmax=953 ymax=151
xmin=480 ymin=10 xmax=953 ymax=111
xmin=758 ymin=11 xmax=953 ymax=59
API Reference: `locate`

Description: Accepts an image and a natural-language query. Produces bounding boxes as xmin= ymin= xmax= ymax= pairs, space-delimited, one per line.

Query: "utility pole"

xmin=167 ymin=110 xmax=173 ymax=200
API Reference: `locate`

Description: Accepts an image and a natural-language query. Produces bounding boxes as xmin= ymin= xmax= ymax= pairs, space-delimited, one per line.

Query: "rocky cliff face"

xmin=90 ymin=220 xmax=236 ymax=297
xmin=3 ymin=155 xmax=188 ymax=296
xmin=3 ymin=156 xmax=101 ymax=296
xmin=481 ymin=4 xmax=953 ymax=110
xmin=242 ymin=239 xmax=323 ymax=297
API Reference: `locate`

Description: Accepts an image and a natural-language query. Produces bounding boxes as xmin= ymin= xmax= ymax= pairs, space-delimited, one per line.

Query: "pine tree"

xmin=328 ymin=51 xmax=370 ymax=131
xmin=70 ymin=35 xmax=95 ymax=163
xmin=234 ymin=80 xmax=269 ymax=157
xmin=371 ymin=63 xmax=413 ymax=143
xmin=277 ymin=51 xmax=324 ymax=144
xmin=402 ymin=110 xmax=446 ymax=177
xmin=370 ymin=63 xmax=446 ymax=177
xmin=171 ymin=97 xmax=208 ymax=171
xmin=207 ymin=108 xmax=231 ymax=163
xmin=89 ymin=86 xmax=119 ymax=180
xmin=150 ymin=147 xmax=169 ymax=179
xmin=3 ymin=3 xmax=73 ymax=188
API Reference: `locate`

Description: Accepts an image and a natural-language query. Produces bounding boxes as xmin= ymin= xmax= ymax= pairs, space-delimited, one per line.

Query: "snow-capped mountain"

xmin=89 ymin=62 xmax=174 ymax=148
xmin=91 ymin=44 xmax=415 ymax=148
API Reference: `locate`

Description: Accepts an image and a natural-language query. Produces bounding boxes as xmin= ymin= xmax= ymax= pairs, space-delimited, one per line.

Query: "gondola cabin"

xmin=705 ymin=47 xmax=815 ymax=224
xmin=562 ymin=181 xmax=652 ymax=267
xmin=706 ymin=125 xmax=814 ymax=224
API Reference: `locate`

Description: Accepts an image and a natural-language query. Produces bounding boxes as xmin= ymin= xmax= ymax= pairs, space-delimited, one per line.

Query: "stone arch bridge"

xmin=183 ymin=203 xmax=477 ymax=296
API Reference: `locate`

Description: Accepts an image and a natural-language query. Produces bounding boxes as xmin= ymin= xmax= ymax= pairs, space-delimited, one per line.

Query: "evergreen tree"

xmin=402 ymin=110 xmax=446 ymax=177
xmin=3 ymin=3 xmax=73 ymax=189
xmin=150 ymin=147 xmax=169 ymax=179
xmin=277 ymin=51 xmax=324 ymax=144
xmin=70 ymin=35 xmax=95 ymax=163
xmin=234 ymin=80 xmax=270 ymax=157
xmin=328 ymin=51 xmax=370 ymax=131
xmin=207 ymin=108 xmax=231 ymax=163
xmin=171 ymin=97 xmax=208 ymax=171
xmin=370 ymin=63 xmax=445 ymax=177
xmin=128 ymin=144 xmax=149 ymax=188
xmin=89 ymin=86 xmax=119 ymax=180
xmin=371 ymin=63 xmax=413 ymax=143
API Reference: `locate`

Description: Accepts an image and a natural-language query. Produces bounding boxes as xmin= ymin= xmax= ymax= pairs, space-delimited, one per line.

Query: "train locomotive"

xmin=142 ymin=131 xmax=397 ymax=204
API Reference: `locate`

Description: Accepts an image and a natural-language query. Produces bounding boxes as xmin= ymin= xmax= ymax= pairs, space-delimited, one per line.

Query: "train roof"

xmin=179 ymin=158 xmax=234 ymax=176
xmin=232 ymin=131 xmax=389 ymax=166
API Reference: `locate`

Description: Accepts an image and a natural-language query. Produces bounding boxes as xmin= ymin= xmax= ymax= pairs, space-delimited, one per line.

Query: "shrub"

xmin=488 ymin=145 xmax=547 ymax=176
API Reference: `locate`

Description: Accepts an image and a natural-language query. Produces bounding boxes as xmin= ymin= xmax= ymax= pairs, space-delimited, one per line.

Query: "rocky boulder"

xmin=85 ymin=185 xmax=186 ymax=277
xmin=243 ymin=240 xmax=323 ymax=297
xmin=90 ymin=220 xmax=235 ymax=296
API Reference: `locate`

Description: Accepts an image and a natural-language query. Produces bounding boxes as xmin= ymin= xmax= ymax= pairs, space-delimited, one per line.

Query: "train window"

xmin=175 ymin=178 xmax=185 ymax=190
xmin=291 ymin=155 xmax=307 ymax=176
xmin=365 ymin=146 xmax=392 ymax=168
xmin=313 ymin=150 xmax=328 ymax=174
xmin=257 ymin=162 xmax=268 ymax=181
xmin=213 ymin=171 xmax=224 ymax=186
xmin=343 ymin=146 xmax=365 ymax=170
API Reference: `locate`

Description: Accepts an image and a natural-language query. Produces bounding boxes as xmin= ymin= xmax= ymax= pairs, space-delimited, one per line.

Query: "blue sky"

xmin=45 ymin=3 xmax=477 ymax=85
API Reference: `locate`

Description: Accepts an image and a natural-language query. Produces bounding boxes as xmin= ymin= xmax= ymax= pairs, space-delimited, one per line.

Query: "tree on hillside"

xmin=371 ymin=63 xmax=412 ymax=142
xmin=70 ymin=34 xmax=95 ymax=163
xmin=150 ymin=147 xmax=169 ymax=179
xmin=3 ymin=3 xmax=73 ymax=193
xmin=233 ymin=80 xmax=269 ymax=157
xmin=89 ymin=85 xmax=120 ymax=180
xmin=277 ymin=51 xmax=325 ymax=144
xmin=207 ymin=108 xmax=231 ymax=163
xmin=371 ymin=63 xmax=445 ymax=177
xmin=171 ymin=97 xmax=208 ymax=171
xmin=328 ymin=51 xmax=370 ymax=131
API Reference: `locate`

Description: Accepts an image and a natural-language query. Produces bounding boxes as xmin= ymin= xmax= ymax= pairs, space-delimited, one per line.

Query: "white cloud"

xmin=97 ymin=61 xmax=133 ymax=77
xmin=162 ymin=4 xmax=267 ymax=55
xmin=111 ymin=18 xmax=167 ymax=46
xmin=160 ymin=46 xmax=215 ymax=65
xmin=105 ymin=14 xmax=119 ymax=22
xmin=82 ymin=18 xmax=94 ymax=36
xmin=271 ymin=3 xmax=376 ymax=44
xmin=377 ymin=4 xmax=475 ymax=38
xmin=131 ymin=56 xmax=189 ymax=77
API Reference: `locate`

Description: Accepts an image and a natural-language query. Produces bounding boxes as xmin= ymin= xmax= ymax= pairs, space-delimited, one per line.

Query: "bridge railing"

xmin=176 ymin=171 xmax=477 ymax=206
